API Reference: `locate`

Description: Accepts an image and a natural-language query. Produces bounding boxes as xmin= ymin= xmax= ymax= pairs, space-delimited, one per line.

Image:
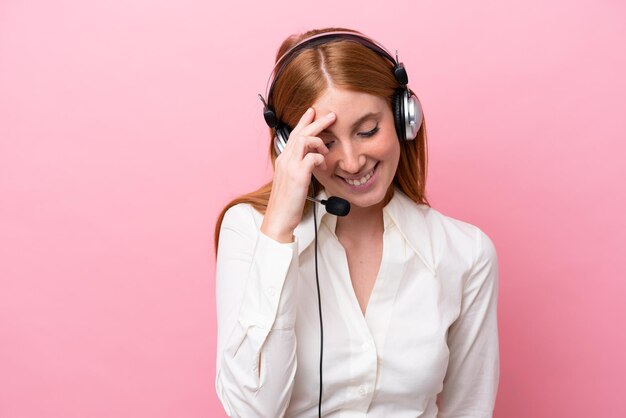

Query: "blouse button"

xmin=358 ymin=385 xmax=367 ymax=396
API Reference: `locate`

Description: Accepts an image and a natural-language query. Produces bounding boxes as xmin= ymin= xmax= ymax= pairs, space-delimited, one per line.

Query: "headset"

xmin=256 ymin=31 xmax=422 ymax=417
xmin=258 ymin=30 xmax=424 ymax=156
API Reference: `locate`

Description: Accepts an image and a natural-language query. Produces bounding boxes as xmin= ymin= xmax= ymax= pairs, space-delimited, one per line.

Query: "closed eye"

xmin=357 ymin=124 xmax=380 ymax=138
xmin=324 ymin=123 xmax=380 ymax=148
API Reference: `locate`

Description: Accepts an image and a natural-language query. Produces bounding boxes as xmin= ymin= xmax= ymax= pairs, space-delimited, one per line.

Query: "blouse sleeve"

xmin=437 ymin=229 xmax=500 ymax=418
xmin=215 ymin=204 xmax=299 ymax=417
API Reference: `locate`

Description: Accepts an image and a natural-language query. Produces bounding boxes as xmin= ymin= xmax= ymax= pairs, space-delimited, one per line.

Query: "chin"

xmin=329 ymin=182 xmax=390 ymax=210
xmin=352 ymin=194 xmax=388 ymax=210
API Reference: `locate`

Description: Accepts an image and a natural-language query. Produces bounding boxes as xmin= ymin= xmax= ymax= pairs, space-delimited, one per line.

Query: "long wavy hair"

xmin=214 ymin=27 xmax=430 ymax=254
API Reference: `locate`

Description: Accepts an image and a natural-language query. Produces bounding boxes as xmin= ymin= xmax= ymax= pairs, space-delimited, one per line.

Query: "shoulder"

xmin=220 ymin=202 xmax=264 ymax=238
xmin=429 ymin=206 xmax=496 ymax=265
xmin=390 ymin=190 xmax=497 ymax=271
xmin=428 ymin=205 xmax=494 ymax=248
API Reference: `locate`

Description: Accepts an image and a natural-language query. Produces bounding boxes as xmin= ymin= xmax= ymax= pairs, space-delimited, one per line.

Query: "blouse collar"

xmin=293 ymin=187 xmax=436 ymax=274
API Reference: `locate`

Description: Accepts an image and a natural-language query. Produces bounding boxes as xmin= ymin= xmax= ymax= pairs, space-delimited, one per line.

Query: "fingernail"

xmin=306 ymin=108 xmax=313 ymax=114
xmin=327 ymin=112 xmax=335 ymax=119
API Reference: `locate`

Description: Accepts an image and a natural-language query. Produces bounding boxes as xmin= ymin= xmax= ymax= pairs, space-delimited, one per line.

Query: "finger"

xmin=303 ymin=152 xmax=327 ymax=171
xmin=290 ymin=107 xmax=316 ymax=135
xmin=300 ymin=111 xmax=336 ymax=137
xmin=298 ymin=135 xmax=329 ymax=157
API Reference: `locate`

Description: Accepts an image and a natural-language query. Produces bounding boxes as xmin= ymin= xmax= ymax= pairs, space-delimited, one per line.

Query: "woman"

xmin=214 ymin=27 xmax=499 ymax=417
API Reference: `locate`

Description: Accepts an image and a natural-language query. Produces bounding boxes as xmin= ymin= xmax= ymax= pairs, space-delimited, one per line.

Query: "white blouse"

xmin=215 ymin=187 xmax=499 ymax=417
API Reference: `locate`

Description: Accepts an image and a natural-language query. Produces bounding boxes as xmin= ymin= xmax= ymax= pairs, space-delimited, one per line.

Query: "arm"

xmin=215 ymin=204 xmax=299 ymax=417
xmin=437 ymin=230 xmax=500 ymax=418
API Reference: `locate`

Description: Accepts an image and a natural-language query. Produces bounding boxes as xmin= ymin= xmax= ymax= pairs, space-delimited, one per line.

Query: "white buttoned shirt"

xmin=215 ymin=187 xmax=499 ymax=417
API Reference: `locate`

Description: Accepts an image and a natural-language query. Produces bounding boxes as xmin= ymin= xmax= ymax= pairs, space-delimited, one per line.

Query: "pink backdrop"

xmin=1 ymin=0 xmax=625 ymax=417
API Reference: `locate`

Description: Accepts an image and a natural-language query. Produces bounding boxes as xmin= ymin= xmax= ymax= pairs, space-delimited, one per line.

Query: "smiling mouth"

xmin=339 ymin=162 xmax=378 ymax=186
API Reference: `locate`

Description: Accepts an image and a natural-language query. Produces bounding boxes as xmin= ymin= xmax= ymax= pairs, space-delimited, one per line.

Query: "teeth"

xmin=344 ymin=167 xmax=375 ymax=186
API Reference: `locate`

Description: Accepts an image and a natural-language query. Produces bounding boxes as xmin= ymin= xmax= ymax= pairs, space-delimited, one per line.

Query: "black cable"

xmin=311 ymin=183 xmax=324 ymax=418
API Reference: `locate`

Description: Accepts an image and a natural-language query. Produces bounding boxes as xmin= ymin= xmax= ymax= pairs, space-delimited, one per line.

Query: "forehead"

xmin=311 ymin=87 xmax=387 ymax=121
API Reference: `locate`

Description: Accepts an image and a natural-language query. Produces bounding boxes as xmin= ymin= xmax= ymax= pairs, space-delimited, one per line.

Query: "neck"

xmin=334 ymin=186 xmax=395 ymax=241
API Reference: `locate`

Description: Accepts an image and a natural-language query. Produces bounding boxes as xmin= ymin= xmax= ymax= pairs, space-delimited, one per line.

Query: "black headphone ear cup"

xmin=392 ymin=89 xmax=406 ymax=142
xmin=405 ymin=92 xmax=423 ymax=140
xmin=394 ymin=89 xmax=423 ymax=141
xmin=273 ymin=124 xmax=291 ymax=155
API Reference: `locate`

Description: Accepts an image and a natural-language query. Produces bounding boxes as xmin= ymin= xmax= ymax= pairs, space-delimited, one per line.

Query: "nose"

xmin=337 ymin=141 xmax=366 ymax=174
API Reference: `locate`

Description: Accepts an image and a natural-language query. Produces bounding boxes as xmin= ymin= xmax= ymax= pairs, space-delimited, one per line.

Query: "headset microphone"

xmin=306 ymin=195 xmax=351 ymax=217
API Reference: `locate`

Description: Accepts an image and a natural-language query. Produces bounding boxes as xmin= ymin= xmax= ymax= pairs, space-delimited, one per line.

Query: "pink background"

xmin=1 ymin=0 xmax=625 ymax=417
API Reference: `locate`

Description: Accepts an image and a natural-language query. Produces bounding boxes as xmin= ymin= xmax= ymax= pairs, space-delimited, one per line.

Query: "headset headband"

xmin=263 ymin=31 xmax=409 ymax=108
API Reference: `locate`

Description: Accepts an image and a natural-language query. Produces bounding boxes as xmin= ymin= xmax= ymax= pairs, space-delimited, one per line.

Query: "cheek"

xmin=373 ymin=133 xmax=401 ymax=160
xmin=378 ymin=138 xmax=401 ymax=177
xmin=315 ymin=152 xmax=340 ymax=174
xmin=311 ymin=159 xmax=334 ymax=182
xmin=391 ymin=140 xmax=401 ymax=161
xmin=311 ymin=155 xmax=342 ymax=190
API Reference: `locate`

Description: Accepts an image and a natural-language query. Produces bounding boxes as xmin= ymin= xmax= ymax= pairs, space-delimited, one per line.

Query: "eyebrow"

xmin=321 ymin=111 xmax=382 ymax=135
